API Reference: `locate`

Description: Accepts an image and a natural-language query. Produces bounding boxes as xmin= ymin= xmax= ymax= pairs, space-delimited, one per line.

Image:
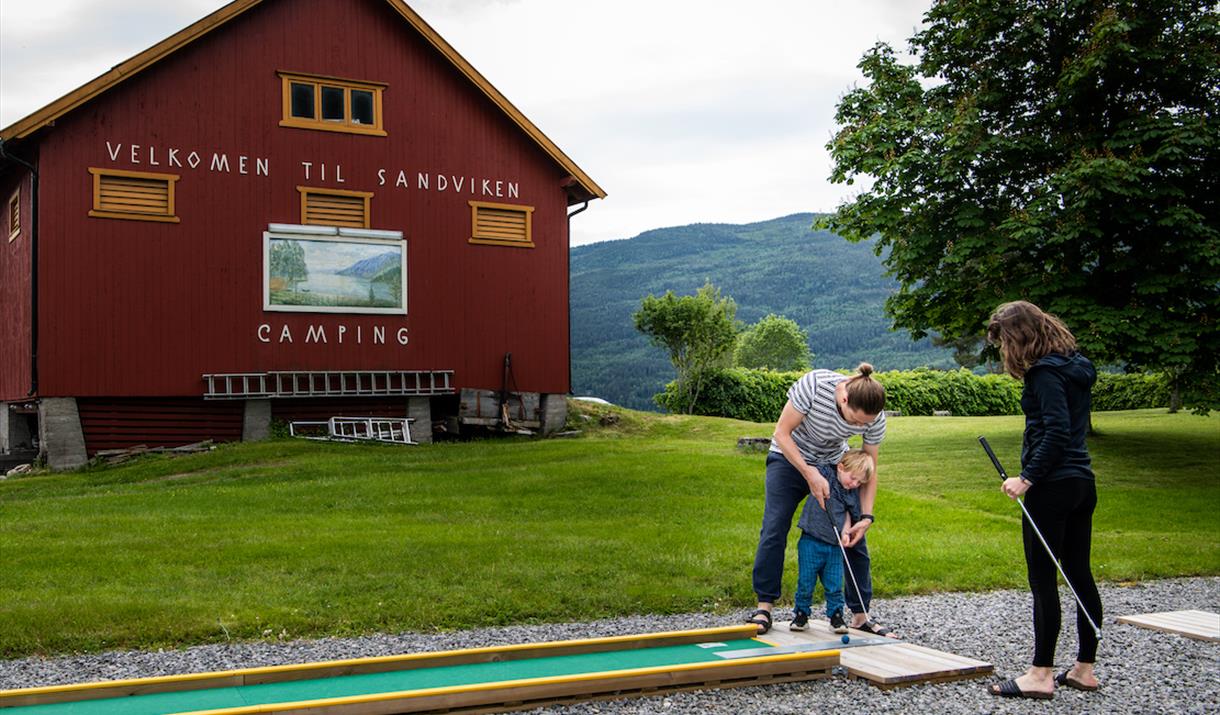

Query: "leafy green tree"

xmin=633 ymin=282 xmax=739 ymax=413
xmin=821 ymin=0 xmax=1220 ymax=411
xmin=735 ymin=314 xmax=813 ymax=371
xmin=269 ymin=240 xmax=308 ymax=292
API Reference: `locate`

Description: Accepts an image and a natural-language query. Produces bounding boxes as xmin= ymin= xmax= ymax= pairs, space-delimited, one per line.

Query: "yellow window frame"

xmin=279 ymin=71 xmax=387 ymax=137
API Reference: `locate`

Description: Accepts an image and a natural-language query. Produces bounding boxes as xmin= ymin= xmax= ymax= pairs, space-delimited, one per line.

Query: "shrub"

xmin=657 ymin=368 xmax=1170 ymax=420
xmin=1093 ymin=372 xmax=1170 ymax=411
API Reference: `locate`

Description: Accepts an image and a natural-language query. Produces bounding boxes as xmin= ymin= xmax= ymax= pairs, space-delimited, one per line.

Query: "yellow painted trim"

xmin=277 ymin=71 xmax=387 ymax=136
xmin=0 ymin=625 xmax=761 ymax=701
xmin=0 ymin=0 xmax=604 ymax=202
xmin=277 ymin=71 xmax=388 ymax=89
xmin=276 ymin=119 xmax=387 ymax=137
xmin=297 ymin=186 xmax=374 ymax=229
xmin=469 ymin=200 xmax=534 ymax=248
xmin=0 ymin=0 xmax=263 ymax=141
xmin=7 ymin=187 xmax=19 ymax=241
xmin=383 ymin=0 xmax=605 ymax=200
xmin=183 ymin=649 xmax=840 ymax=715
xmin=87 ymin=167 xmax=180 ymax=223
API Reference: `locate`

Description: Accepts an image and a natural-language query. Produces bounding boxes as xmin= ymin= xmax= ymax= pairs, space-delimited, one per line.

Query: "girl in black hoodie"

xmin=986 ymin=301 xmax=1103 ymax=700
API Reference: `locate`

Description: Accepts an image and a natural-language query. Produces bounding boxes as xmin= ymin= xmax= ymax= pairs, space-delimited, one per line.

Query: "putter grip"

xmin=978 ymin=436 xmax=1009 ymax=480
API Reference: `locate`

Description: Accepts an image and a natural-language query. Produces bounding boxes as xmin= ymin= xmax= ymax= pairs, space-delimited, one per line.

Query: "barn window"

xmin=469 ymin=201 xmax=535 ymax=248
xmin=299 ymin=187 xmax=373 ymax=228
xmin=7 ymin=188 xmax=18 ymax=241
xmin=279 ymin=71 xmax=386 ymax=136
xmin=88 ymin=168 xmax=180 ymax=223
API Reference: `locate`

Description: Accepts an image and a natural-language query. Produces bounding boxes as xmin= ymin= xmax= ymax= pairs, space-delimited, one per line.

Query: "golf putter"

xmin=978 ymin=436 xmax=1102 ymax=640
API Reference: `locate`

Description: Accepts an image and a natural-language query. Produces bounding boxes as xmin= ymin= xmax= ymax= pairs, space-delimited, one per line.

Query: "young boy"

xmin=790 ymin=449 xmax=874 ymax=632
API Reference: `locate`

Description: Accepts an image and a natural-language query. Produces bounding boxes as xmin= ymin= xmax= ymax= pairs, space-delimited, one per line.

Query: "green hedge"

xmin=1093 ymin=372 xmax=1171 ymax=411
xmin=657 ymin=368 xmax=1169 ymax=421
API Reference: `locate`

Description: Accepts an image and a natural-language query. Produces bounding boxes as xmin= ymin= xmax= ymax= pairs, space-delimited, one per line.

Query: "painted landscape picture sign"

xmin=264 ymin=233 xmax=406 ymax=314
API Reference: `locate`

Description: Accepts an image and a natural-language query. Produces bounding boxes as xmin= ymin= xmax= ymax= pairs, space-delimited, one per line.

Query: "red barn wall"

xmin=31 ymin=0 xmax=574 ymax=401
xmin=0 ymin=170 xmax=32 ymax=401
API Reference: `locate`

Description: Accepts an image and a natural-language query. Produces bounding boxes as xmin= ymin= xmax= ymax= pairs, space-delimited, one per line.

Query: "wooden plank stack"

xmin=763 ymin=619 xmax=993 ymax=688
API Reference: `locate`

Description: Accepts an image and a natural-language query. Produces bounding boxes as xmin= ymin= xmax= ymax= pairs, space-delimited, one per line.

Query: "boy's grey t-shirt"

xmin=798 ymin=464 xmax=863 ymax=545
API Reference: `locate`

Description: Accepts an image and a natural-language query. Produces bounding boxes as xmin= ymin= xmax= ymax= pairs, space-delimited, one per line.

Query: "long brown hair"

xmin=986 ymin=301 xmax=1077 ymax=379
xmin=844 ymin=362 xmax=886 ymax=414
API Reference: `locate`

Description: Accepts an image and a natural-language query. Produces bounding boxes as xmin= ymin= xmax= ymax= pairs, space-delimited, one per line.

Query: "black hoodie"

xmin=1020 ymin=352 xmax=1097 ymax=484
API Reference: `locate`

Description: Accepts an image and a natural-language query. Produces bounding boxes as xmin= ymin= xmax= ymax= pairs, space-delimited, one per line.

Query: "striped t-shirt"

xmin=769 ymin=369 xmax=886 ymax=465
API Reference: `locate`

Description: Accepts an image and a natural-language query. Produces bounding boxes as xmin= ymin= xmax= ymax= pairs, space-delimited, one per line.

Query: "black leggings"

xmin=1022 ymin=477 xmax=1102 ymax=666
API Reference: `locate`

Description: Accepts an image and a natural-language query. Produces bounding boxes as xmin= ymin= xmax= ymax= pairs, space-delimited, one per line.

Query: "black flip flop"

xmin=988 ymin=678 xmax=1054 ymax=700
xmin=746 ymin=608 xmax=772 ymax=634
xmin=1055 ymin=670 xmax=1100 ymax=691
xmin=855 ymin=619 xmax=899 ymax=639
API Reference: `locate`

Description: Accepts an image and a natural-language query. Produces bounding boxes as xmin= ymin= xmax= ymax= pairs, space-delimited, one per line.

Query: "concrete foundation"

xmin=408 ymin=396 xmax=432 ymax=444
xmin=540 ymin=393 xmax=568 ymax=436
xmin=38 ymin=398 xmax=88 ymax=470
xmin=242 ymin=399 xmax=271 ymax=441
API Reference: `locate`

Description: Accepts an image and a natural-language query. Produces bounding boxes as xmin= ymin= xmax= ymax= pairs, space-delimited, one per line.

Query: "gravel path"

xmin=3 ymin=577 xmax=1217 ymax=714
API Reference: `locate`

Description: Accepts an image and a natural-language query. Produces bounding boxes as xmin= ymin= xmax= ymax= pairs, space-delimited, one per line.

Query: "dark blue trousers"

xmin=752 ymin=453 xmax=872 ymax=612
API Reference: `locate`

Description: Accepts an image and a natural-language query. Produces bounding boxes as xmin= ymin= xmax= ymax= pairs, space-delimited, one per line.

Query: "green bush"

xmin=655 ymin=368 xmax=803 ymax=423
xmin=1093 ymin=372 xmax=1170 ymax=411
xmin=875 ymin=369 xmax=1021 ymax=416
xmin=658 ymin=368 xmax=1170 ymax=420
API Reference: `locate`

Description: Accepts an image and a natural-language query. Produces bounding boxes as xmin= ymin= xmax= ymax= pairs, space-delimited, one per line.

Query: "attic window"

xmin=299 ymin=187 xmax=372 ymax=228
xmin=7 ymin=189 xmax=18 ymax=241
xmin=469 ymin=201 xmax=534 ymax=248
xmin=88 ymin=168 xmax=180 ymax=223
xmin=279 ymin=71 xmax=386 ymax=136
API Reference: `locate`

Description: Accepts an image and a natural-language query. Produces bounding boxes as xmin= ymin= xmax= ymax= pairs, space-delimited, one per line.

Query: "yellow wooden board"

xmin=763 ymin=620 xmax=992 ymax=688
xmin=1117 ymin=610 xmax=1220 ymax=642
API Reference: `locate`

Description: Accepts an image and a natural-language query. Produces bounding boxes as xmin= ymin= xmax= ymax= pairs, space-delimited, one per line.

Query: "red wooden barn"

xmin=0 ymin=0 xmax=604 ymax=468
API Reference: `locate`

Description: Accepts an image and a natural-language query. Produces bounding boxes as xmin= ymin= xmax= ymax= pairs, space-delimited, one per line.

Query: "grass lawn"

xmin=0 ymin=405 xmax=1216 ymax=657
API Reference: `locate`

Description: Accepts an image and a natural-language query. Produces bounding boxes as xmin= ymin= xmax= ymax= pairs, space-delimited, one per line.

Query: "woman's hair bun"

xmin=856 ymin=362 xmax=874 ymax=377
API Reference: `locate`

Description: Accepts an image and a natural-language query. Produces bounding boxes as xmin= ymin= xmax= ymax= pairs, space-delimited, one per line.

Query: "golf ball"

xmin=841 ymin=635 xmax=850 ymax=644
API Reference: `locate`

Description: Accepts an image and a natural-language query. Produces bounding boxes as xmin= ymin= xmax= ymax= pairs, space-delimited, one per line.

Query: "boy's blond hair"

xmin=839 ymin=449 xmax=874 ymax=483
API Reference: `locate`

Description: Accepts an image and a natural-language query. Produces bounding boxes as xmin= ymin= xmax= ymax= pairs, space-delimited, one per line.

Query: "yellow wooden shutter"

xmin=88 ymin=168 xmax=180 ymax=223
xmin=299 ymin=188 xmax=371 ymax=228
xmin=469 ymin=201 xmax=534 ymax=247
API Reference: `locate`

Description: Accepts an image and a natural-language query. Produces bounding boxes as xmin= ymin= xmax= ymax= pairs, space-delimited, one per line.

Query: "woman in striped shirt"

xmin=746 ymin=363 xmax=897 ymax=637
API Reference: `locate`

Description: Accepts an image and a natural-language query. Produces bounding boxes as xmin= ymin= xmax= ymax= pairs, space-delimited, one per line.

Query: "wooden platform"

xmin=761 ymin=619 xmax=992 ymax=689
xmin=1117 ymin=610 xmax=1220 ymax=642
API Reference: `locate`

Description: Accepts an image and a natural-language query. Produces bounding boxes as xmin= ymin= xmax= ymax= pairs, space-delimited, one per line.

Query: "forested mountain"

xmin=570 ymin=213 xmax=958 ymax=411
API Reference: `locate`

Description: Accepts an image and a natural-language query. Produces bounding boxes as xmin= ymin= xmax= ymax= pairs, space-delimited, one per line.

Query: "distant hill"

xmin=570 ymin=213 xmax=957 ymax=411
xmin=338 ymin=252 xmax=399 ymax=278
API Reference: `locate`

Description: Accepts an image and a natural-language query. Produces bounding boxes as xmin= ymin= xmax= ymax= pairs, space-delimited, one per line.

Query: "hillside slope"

xmin=570 ymin=213 xmax=956 ymax=409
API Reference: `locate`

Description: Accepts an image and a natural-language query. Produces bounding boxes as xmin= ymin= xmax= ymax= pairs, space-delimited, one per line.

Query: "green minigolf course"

xmin=0 ymin=626 xmax=840 ymax=715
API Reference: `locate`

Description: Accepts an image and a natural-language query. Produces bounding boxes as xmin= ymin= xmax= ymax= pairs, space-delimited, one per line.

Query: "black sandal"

xmin=1055 ymin=670 xmax=1100 ymax=691
xmin=746 ymin=609 xmax=772 ymax=634
xmin=855 ymin=619 xmax=899 ymax=639
xmin=988 ymin=678 xmax=1054 ymax=700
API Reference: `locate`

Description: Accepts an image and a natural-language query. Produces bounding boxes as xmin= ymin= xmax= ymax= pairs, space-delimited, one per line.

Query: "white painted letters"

xmin=306 ymin=325 xmax=328 ymax=343
xmin=256 ymin=322 xmax=409 ymax=349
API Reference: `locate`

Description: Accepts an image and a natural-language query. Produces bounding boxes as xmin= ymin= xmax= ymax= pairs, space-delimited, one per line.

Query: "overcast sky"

xmin=0 ymin=0 xmax=930 ymax=246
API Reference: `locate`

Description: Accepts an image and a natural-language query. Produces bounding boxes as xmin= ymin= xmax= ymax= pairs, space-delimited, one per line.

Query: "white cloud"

xmin=0 ymin=0 xmax=929 ymax=245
